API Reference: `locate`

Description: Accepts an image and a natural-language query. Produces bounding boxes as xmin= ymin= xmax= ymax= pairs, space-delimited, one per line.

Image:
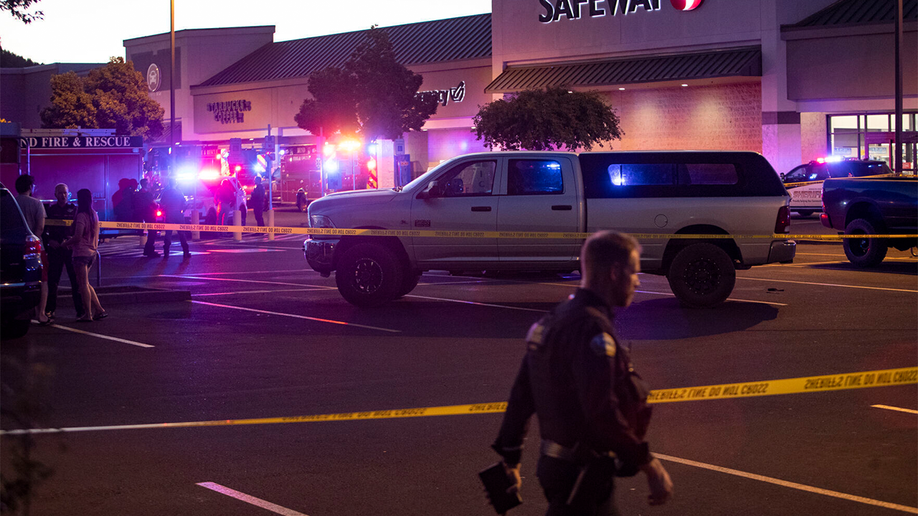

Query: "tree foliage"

xmin=295 ymin=27 xmax=439 ymax=141
xmin=1 ymin=49 xmax=40 ymax=67
xmin=1 ymin=0 xmax=42 ymax=23
xmin=473 ymin=87 xmax=623 ymax=151
xmin=40 ymin=57 xmax=164 ymax=142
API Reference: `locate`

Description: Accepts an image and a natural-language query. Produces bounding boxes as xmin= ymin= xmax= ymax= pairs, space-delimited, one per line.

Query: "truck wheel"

xmin=335 ymin=243 xmax=405 ymax=307
xmin=843 ymin=218 xmax=887 ymax=267
xmin=1 ymin=318 xmax=30 ymax=340
xmin=393 ymin=271 xmax=422 ymax=299
xmin=667 ymin=243 xmax=736 ymax=308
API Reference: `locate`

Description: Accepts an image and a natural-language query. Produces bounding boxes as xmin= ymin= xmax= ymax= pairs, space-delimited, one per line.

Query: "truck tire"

xmin=393 ymin=271 xmax=422 ymax=299
xmin=1 ymin=318 xmax=30 ymax=340
xmin=335 ymin=243 xmax=405 ymax=307
xmin=843 ymin=218 xmax=887 ymax=267
xmin=667 ymin=243 xmax=736 ymax=308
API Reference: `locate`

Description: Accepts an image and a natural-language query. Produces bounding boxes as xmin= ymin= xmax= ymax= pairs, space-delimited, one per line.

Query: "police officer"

xmin=43 ymin=183 xmax=84 ymax=319
xmin=492 ymin=230 xmax=673 ymax=515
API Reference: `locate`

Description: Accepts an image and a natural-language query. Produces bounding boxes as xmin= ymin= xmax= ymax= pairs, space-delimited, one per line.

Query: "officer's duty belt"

xmin=541 ymin=440 xmax=616 ymax=463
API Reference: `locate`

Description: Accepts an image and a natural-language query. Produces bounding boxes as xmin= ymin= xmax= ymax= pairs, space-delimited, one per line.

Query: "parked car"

xmin=305 ymin=151 xmax=795 ymax=308
xmin=821 ymin=176 xmax=918 ymax=266
xmin=0 ymin=182 xmax=43 ymax=339
xmin=781 ymin=158 xmax=892 ymax=216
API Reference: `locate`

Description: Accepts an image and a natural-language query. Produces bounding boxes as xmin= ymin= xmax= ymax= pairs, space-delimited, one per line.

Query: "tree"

xmin=2 ymin=0 xmax=42 ymax=23
xmin=295 ymin=27 xmax=439 ymax=141
xmin=1 ymin=49 xmax=41 ymax=67
xmin=40 ymin=57 xmax=164 ymax=142
xmin=473 ymin=87 xmax=623 ymax=151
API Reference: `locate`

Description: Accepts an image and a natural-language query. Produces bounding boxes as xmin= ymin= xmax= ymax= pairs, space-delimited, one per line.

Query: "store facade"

xmin=114 ymin=0 xmax=914 ymax=178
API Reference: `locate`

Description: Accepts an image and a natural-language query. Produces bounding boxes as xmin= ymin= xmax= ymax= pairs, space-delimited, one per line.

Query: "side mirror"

xmin=417 ymin=180 xmax=442 ymax=200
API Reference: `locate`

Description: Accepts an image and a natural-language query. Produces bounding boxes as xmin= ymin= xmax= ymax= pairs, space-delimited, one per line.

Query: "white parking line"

xmin=871 ymin=404 xmax=918 ymax=415
xmin=739 ymin=276 xmax=918 ymax=293
xmin=655 ymin=453 xmax=918 ymax=514
xmin=193 ymin=288 xmax=322 ymax=297
xmin=191 ymin=300 xmax=401 ymax=333
xmin=404 ymin=294 xmax=546 ymax=312
xmin=49 ymin=324 xmax=154 ymax=348
xmin=161 ymin=274 xmax=331 ymax=289
xmin=197 ymin=482 xmax=308 ymax=516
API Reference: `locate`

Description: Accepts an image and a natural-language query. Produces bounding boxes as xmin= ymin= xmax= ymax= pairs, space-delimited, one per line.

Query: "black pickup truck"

xmin=821 ymin=176 xmax=918 ymax=266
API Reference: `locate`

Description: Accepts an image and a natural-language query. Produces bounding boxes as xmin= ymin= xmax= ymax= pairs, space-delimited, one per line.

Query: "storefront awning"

xmin=484 ymin=46 xmax=762 ymax=94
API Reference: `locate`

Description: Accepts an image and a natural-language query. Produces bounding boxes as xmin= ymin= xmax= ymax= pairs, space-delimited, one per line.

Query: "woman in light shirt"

xmin=62 ymin=188 xmax=107 ymax=322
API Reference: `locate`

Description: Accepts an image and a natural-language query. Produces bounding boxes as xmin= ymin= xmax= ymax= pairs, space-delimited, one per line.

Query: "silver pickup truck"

xmin=304 ymin=151 xmax=795 ymax=308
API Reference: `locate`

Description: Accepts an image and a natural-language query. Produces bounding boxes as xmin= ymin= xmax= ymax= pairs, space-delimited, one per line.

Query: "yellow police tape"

xmin=42 ymin=219 xmax=918 ymax=241
xmin=1 ymin=367 xmax=914 ymax=435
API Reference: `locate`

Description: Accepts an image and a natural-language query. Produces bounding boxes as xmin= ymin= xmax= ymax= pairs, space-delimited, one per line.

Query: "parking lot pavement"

xmin=2 ymin=236 xmax=916 ymax=515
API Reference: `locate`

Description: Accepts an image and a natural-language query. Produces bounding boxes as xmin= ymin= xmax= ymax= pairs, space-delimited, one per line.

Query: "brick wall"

xmin=599 ymin=83 xmax=763 ymax=153
xmin=800 ymin=112 xmax=828 ymax=161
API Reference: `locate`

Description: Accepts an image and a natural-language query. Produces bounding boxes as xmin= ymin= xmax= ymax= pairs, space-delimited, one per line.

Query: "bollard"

xmin=139 ymin=233 xmax=147 ymax=248
xmin=233 ymin=208 xmax=242 ymax=242
xmin=267 ymin=209 xmax=275 ymax=241
xmin=191 ymin=209 xmax=200 ymax=241
xmin=95 ymin=250 xmax=102 ymax=287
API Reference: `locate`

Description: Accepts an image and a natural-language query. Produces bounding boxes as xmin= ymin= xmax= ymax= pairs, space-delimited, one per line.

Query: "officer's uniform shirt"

xmin=44 ymin=201 xmax=78 ymax=246
xmin=493 ymin=288 xmax=651 ymax=469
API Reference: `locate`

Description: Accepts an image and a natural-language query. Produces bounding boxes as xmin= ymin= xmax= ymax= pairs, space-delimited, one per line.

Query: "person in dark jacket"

xmin=136 ymin=178 xmax=159 ymax=257
xmin=250 ymin=175 xmax=266 ymax=227
xmin=112 ymin=178 xmax=134 ymax=222
xmin=492 ymin=230 xmax=672 ymax=515
xmin=43 ymin=183 xmax=85 ymax=319
xmin=159 ymin=177 xmax=190 ymax=258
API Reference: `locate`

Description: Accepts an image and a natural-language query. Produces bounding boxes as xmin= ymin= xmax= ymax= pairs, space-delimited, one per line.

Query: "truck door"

xmin=410 ymin=159 xmax=500 ymax=267
xmin=497 ymin=157 xmax=581 ymax=263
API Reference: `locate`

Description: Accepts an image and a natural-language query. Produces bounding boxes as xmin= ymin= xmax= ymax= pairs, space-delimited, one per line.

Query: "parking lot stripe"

xmin=193 ymin=289 xmax=322 ymax=297
xmin=49 ymin=324 xmax=154 ymax=348
xmin=191 ymin=300 xmax=401 ymax=333
xmin=197 ymin=482 xmax=308 ymax=516
xmin=654 ymin=453 xmax=918 ymax=514
xmin=871 ymin=404 xmax=918 ymax=415
xmin=739 ymin=276 xmax=918 ymax=293
xmin=162 ymin=274 xmax=330 ymax=289
xmin=404 ymin=294 xmax=546 ymax=312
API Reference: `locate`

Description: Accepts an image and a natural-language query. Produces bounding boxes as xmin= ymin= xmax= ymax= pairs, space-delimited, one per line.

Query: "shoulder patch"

xmin=526 ymin=322 xmax=545 ymax=349
xmin=590 ymin=332 xmax=616 ymax=357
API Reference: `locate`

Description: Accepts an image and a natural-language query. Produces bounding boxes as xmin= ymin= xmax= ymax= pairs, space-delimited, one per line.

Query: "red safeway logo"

xmin=671 ymin=0 xmax=704 ymax=10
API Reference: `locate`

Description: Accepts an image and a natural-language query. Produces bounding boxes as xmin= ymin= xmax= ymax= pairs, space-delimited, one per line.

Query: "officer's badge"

xmin=526 ymin=323 xmax=545 ymax=349
xmin=590 ymin=332 xmax=616 ymax=357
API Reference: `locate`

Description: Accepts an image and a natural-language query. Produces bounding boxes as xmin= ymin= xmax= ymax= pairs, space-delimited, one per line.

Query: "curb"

xmin=55 ymin=286 xmax=191 ymax=307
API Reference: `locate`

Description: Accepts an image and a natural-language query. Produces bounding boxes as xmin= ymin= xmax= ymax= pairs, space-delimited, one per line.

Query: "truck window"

xmin=440 ymin=160 xmax=496 ymax=197
xmin=607 ymin=164 xmax=674 ymax=186
xmin=678 ymin=164 xmax=738 ymax=185
xmin=507 ymin=160 xmax=563 ymax=195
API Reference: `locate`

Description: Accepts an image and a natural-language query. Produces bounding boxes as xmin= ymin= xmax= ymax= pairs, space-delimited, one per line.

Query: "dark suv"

xmin=1 ymin=182 xmax=43 ymax=339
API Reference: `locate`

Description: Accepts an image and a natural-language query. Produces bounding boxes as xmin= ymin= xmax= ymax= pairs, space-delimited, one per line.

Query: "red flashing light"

xmin=234 ymin=165 xmax=242 ymax=173
xmin=367 ymin=158 xmax=377 ymax=170
xmin=156 ymin=209 xmax=163 ymax=218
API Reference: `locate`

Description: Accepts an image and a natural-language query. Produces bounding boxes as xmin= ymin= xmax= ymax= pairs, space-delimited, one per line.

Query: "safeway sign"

xmin=538 ymin=0 xmax=704 ymax=23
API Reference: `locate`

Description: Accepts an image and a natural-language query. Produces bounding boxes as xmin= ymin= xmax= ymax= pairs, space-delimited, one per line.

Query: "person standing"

xmin=43 ymin=183 xmax=85 ymax=320
xmin=250 ymin=175 xmax=266 ymax=227
xmin=159 ymin=177 xmax=191 ymax=258
xmin=491 ymin=230 xmax=672 ymax=515
xmin=14 ymin=175 xmax=50 ymax=325
xmin=62 ymin=188 xmax=106 ymax=322
xmin=136 ymin=178 xmax=159 ymax=257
